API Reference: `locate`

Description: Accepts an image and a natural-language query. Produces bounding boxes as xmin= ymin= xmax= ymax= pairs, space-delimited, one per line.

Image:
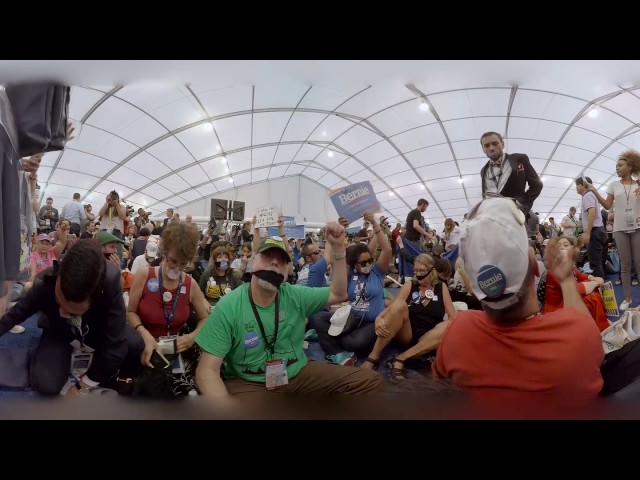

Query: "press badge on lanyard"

xmin=247 ymin=286 xmax=288 ymax=389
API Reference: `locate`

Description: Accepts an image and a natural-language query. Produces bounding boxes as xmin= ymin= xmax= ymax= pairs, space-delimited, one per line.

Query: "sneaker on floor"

xmin=304 ymin=329 xmax=318 ymax=341
xmin=620 ymin=300 xmax=631 ymax=311
xmin=326 ymin=351 xmax=356 ymax=366
xmin=10 ymin=325 xmax=25 ymax=334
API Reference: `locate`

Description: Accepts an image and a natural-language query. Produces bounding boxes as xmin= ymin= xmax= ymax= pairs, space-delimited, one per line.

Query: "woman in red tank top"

xmin=127 ymin=222 xmax=209 ymax=396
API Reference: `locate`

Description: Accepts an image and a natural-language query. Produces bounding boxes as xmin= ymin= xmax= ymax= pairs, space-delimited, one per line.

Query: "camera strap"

xmin=158 ymin=265 xmax=183 ymax=336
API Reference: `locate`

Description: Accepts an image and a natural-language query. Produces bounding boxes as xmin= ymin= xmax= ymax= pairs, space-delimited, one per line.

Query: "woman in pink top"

xmin=26 ymin=223 xmax=68 ymax=290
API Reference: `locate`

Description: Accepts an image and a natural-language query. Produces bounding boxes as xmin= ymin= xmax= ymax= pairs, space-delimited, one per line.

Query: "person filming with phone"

xmin=99 ymin=190 xmax=128 ymax=261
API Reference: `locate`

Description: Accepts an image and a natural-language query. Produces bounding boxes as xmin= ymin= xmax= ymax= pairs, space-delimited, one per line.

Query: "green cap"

xmin=96 ymin=230 xmax=126 ymax=246
xmin=257 ymin=236 xmax=291 ymax=263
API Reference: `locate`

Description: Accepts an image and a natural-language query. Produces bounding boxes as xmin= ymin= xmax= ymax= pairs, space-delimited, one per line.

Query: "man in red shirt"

xmin=433 ymin=196 xmax=604 ymax=409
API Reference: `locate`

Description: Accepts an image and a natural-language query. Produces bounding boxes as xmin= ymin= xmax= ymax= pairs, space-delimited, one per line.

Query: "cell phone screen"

xmin=150 ymin=350 xmax=170 ymax=370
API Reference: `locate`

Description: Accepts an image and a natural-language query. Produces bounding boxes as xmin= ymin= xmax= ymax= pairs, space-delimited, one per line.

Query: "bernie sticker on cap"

xmin=476 ymin=264 xmax=506 ymax=298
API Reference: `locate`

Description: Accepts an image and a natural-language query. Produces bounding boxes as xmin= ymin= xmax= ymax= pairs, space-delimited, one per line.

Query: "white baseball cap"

xmin=328 ymin=305 xmax=353 ymax=336
xmin=460 ymin=196 xmax=530 ymax=311
xmin=145 ymin=241 xmax=159 ymax=259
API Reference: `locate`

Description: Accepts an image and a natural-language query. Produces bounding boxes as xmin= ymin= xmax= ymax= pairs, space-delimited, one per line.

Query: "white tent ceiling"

xmin=4 ymin=60 xmax=640 ymax=231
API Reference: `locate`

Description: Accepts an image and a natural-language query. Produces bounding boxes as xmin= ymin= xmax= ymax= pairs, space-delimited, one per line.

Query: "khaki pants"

xmin=224 ymin=360 xmax=384 ymax=396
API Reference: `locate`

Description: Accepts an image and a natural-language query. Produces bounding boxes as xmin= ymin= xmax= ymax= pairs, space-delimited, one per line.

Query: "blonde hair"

xmin=413 ymin=253 xmax=440 ymax=286
xmin=444 ymin=218 xmax=455 ymax=234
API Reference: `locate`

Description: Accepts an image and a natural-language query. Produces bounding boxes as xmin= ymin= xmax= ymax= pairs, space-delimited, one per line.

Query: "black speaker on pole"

xmin=230 ymin=201 xmax=245 ymax=221
xmin=210 ymin=199 xmax=228 ymax=220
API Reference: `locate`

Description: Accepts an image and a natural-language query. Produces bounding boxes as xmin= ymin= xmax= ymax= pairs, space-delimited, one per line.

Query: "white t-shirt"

xmin=561 ymin=214 xmax=579 ymax=237
xmin=580 ymin=191 xmax=604 ymax=231
xmin=444 ymin=226 xmax=461 ymax=251
xmin=607 ymin=181 xmax=640 ymax=233
xmin=104 ymin=203 xmax=125 ymax=233
xmin=131 ymin=254 xmax=152 ymax=275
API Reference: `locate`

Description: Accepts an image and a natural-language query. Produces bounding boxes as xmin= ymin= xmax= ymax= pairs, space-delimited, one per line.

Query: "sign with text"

xmin=329 ymin=181 xmax=381 ymax=224
xmin=267 ymin=216 xmax=305 ymax=239
xmin=600 ymin=281 xmax=619 ymax=317
xmin=255 ymin=205 xmax=281 ymax=228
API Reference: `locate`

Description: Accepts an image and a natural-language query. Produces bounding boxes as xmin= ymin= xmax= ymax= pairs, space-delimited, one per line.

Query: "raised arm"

xmin=325 ymin=222 xmax=348 ymax=305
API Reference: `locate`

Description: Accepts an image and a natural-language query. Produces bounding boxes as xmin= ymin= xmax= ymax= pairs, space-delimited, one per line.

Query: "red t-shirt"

xmin=433 ymin=308 xmax=604 ymax=400
xmin=392 ymin=227 xmax=400 ymax=244
xmin=137 ymin=267 xmax=192 ymax=338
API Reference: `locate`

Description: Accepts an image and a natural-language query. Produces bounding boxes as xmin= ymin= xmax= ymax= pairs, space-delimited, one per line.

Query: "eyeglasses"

xmin=414 ymin=267 xmax=434 ymax=276
xmin=166 ymin=255 xmax=190 ymax=270
xmin=356 ymin=258 xmax=375 ymax=267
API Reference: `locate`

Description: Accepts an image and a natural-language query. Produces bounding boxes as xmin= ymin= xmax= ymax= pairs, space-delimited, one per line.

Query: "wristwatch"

xmin=75 ymin=383 xmax=91 ymax=395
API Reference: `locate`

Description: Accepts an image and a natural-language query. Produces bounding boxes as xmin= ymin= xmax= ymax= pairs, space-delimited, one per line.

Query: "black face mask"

xmin=415 ymin=268 xmax=433 ymax=282
xmin=252 ymin=269 xmax=285 ymax=289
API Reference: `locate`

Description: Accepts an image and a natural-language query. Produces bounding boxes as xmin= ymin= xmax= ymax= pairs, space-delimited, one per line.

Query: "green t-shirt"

xmin=196 ymin=282 xmax=330 ymax=383
xmin=198 ymin=269 xmax=243 ymax=305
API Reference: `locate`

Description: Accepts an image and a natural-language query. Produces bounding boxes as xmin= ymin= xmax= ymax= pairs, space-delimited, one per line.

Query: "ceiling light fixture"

xmin=228 ymin=177 xmax=234 ymax=183
xmin=588 ymin=108 xmax=599 ymax=118
xmin=322 ymin=131 xmax=327 ymax=137
xmin=541 ymin=176 xmax=546 ymax=182
xmin=419 ymin=99 xmax=429 ymax=112
xmin=216 ymin=144 xmax=221 ymax=151
xmin=389 ymin=191 xmax=394 ymax=197
xmin=328 ymin=151 xmax=334 ymax=158
xmin=420 ymin=184 xmax=425 ymax=190
xmin=203 ymin=122 xmax=213 ymax=132
xmin=458 ymin=177 xmax=464 ymax=184
xmin=221 ymin=156 xmax=227 ymax=163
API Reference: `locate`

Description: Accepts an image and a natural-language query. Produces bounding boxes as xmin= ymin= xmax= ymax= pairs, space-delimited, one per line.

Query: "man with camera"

xmin=37 ymin=197 xmax=59 ymax=234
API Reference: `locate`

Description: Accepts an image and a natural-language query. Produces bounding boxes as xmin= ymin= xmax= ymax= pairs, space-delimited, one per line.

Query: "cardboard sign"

xmin=329 ymin=181 xmax=381 ymax=224
xmin=600 ymin=281 xmax=619 ymax=317
xmin=267 ymin=216 xmax=305 ymax=239
xmin=255 ymin=205 xmax=281 ymax=228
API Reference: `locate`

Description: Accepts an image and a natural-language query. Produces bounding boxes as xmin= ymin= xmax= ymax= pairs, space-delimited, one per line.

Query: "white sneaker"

xmin=10 ymin=325 xmax=25 ymax=334
xmin=620 ymin=300 xmax=631 ymax=311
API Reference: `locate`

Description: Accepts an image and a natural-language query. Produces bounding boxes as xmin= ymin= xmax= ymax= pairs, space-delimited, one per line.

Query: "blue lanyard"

xmin=157 ymin=266 xmax=183 ymax=335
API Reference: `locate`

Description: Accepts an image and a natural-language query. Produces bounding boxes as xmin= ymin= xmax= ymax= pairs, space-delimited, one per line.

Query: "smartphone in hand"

xmin=150 ymin=349 xmax=171 ymax=370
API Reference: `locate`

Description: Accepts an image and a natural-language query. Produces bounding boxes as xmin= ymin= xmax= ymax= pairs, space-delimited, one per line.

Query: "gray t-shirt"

xmin=607 ymin=181 xmax=640 ymax=233
xmin=580 ymin=191 xmax=604 ymax=231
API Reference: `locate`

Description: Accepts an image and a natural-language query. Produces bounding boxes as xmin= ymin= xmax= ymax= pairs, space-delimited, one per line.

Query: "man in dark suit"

xmin=479 ymin=131 xmax=543 ymax=216
xmin=0 ymin=240 xmax=142 ymax=395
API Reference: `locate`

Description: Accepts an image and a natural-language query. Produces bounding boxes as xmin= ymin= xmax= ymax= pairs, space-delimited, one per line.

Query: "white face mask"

xmin=166 ymin=268 xmax=180 ymax=280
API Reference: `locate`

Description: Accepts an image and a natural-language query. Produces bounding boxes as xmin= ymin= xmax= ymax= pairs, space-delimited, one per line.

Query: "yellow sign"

xmin=600 ymin=281 xmax=619 ymax=317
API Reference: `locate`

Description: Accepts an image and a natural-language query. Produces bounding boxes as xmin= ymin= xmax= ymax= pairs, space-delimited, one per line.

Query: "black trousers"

xmin=314 ymin=311 xmax=377 ymax=357
xmin=587 ymin=227 xmax=608 ymax=279
xmin=30 ymin=322 xmax=144 ymax=395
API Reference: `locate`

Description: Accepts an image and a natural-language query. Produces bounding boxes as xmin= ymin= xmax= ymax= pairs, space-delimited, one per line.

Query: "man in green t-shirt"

xmin=195 ymin=223 xmax=383 ymax=397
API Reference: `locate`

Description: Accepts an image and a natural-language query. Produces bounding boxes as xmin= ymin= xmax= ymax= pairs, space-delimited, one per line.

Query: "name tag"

xmin=265 ymin=359 xmax=289 ymax=390
xmin=180 ymin=286 xmax=186 ymax=294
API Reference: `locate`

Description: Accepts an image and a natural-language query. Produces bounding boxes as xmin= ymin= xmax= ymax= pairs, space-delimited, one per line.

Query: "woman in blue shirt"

xmin=315 ymin=213 xmax=391 ymax=365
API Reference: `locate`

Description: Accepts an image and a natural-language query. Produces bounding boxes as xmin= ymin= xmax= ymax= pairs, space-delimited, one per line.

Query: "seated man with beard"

xmin=195 ymin=226 xmax=384 ymax=397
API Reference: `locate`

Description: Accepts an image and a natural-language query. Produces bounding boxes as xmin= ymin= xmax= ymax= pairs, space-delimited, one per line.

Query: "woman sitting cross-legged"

xmin=126 ymin=221 xmax=210 ymax=396
xmin=315 ymin=212 xmax=391 ymax=365
xmin=362 ymin=253 xmax=457 ymax=382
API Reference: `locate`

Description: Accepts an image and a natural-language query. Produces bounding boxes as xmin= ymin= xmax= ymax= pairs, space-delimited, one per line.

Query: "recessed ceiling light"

xmin=203 ymin=123 xmax=213 ymax=132
xmin=221 ymin=157 xmax=227 ymax=163
xmin=541 ymin=176 xmax=546 ymax=182
xmin=420 ymin=184 xmax=425 ymax=189
xmin=588 ymin=108 xmax=598 ymax=118
xmin=328 ymin=151 xmax=334 ymax=158
xmin=228 ymin=178 xmax=234 ymax=183
xmin=419 ymin=102 xmax=429 ymax=112
xmin=458 ymin=178 xmax=464 ymax=184
xmin=322 ymin=131 xmax=327 ymax=137
xmin=389 ymin=191 xmax=394 ymax=197
xmin=216 ymin=144 xmax=221 ymax=151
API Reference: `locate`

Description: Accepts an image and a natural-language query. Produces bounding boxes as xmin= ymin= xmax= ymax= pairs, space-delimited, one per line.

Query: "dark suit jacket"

xmin=480 ymin=153 xmax=543 ymax=215
xmin=0 ymin=260 xmax=127 ymax=384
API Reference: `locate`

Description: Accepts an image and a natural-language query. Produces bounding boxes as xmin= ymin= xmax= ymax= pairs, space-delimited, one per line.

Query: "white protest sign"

xmin=255 ymin=205 xmax=281 ymax=228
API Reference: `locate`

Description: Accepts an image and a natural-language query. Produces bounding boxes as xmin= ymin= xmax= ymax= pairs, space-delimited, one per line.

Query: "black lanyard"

xmin=487 ymin=158 xmax=504 ymax=190
xmin=158 ymin=265 xmax=183 ymax=335
xmin=247 ymin=285 xmax=279 ymax=356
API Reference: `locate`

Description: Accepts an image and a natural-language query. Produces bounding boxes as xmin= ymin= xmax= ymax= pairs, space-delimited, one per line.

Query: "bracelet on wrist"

xmin=134 ymin=323 xmax=145 ymax=332
xmin=333 ymin=252 xmax=346 ymax=261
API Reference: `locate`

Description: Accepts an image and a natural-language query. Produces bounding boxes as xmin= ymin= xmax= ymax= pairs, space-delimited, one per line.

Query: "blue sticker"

xmin=36 ymin=259 xmax=45 ymax=268
xmin=411 ymin=291 xmax=420 ymax=300
xmin=476 ymin=264 xmax=506 ymax=298
xmin=244 ymin=332 xmax=260 ymax=349
xmin=147 ymin=278 xmax=160 ymax=293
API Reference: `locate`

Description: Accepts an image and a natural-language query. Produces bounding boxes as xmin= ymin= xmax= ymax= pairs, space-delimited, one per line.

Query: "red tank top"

xmin=137 ymin=267 xmax=192 ymax=338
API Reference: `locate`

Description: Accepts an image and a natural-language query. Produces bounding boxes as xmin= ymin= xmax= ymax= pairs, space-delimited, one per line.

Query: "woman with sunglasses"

xmin=362 ymin=253 xmax=456 ymax=381
xmin=127 ymin=221 xmax=209 ymax=396
xmin=315 ymin=213 xmax=392 ymax=366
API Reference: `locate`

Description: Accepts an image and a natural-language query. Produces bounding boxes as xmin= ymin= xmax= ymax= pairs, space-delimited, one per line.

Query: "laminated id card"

xmin=265 ymin=359 xmax=288 ymax=390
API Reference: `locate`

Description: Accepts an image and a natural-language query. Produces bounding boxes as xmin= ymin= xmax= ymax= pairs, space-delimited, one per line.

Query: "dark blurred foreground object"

xmin=5 ymin=84 xmax=70 ymax=157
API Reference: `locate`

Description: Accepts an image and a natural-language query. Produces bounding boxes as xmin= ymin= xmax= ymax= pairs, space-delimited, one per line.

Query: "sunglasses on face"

xmin=356 ymin=258 xmax=374 ymax=267
xmin=309 ymin=250 xmax=321 ymax=257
